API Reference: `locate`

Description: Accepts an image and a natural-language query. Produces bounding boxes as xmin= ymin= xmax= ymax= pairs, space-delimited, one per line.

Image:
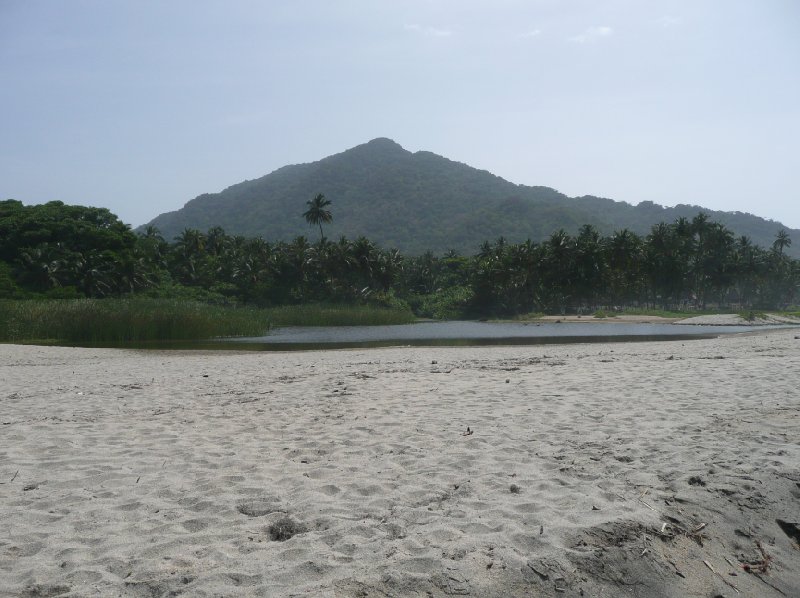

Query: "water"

xmin=218 ymin=320 xmax=781 ymax=351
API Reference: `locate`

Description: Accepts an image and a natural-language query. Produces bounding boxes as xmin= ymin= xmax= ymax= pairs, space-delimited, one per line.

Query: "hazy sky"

xmin=2 ymin=0 xmax=799 ymax=229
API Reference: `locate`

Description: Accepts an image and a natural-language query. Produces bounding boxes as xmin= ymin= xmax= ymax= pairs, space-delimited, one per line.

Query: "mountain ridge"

xmin=142 ymin=138 xmax=799 ymax=256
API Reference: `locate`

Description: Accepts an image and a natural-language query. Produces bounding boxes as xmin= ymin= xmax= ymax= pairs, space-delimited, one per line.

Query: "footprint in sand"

xmin=236 ymin=497 xmax=282 ymax=517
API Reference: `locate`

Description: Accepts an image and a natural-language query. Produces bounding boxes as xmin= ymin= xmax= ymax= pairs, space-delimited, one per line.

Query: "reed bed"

xmin=264 ymin=304 xmax=416 ymax=327
xmin=0 ymin=299 xmax=270 ymax=343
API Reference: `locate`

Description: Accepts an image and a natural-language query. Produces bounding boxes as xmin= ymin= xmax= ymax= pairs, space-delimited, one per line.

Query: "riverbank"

xmin=533 ymin=313 xmax=800 ymax=326
xmin=675 ymin=313 xmax=800 ymax=326
xmin=533 ymin=314 xmax=685 ymax=324
xmin=1 ymin=330 xmax=799 ymax=596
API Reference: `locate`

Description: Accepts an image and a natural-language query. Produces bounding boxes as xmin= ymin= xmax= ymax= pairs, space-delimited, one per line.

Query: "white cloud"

xmin=404 ymin=23 xmax=454 ymax=38
xmin=568 ymin=26 xmax=613 ymax=44
xmin=519 ymin=29 xmax=542 ymax=39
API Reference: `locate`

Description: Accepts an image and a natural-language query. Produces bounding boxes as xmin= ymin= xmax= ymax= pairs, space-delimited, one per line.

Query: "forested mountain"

xmin=142 ymin=138 xmax=799 ymax=257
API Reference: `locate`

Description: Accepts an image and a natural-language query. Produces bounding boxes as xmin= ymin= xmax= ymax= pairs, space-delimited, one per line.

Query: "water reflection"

xmin=222 ymin=320 xmax=777 ymax=351
xmin=56 ymin=321 xmax=788 ymax=351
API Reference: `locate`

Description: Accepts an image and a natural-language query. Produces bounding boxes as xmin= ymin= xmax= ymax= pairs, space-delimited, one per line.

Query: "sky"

xmin=1 ymin=0 xmax=799 ymax=229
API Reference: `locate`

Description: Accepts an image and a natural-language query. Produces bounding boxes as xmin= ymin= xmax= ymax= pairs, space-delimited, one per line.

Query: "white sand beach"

xmin=1 ymin=329 xmax=799 ymax=597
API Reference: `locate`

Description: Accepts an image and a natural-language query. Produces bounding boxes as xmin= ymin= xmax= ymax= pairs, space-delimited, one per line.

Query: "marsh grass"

xmin=264 ymin=304 xmax=415 ymax=327
xmin=0 ymin=298 xmax=270 ymax=343
xmin=0 ymin=299 xmax=416 ymax=344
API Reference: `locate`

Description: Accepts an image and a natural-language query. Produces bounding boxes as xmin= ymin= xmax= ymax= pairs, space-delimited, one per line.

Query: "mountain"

xmin=142 ymin=138 xmax=800 ymax=256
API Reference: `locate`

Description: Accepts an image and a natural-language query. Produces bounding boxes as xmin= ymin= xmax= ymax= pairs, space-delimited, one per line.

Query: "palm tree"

xmin=607 ymin=229 xmax=643 ymax=306
xmin=773 ymin=230 xmax=792 ymax=255
xmin=303 ymin=193 xmax=333 ymax=241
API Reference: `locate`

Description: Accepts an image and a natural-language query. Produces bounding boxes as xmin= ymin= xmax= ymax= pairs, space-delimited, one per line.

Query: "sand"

xmin=675 ymin=314 xmax=800 ymax=326
xmin=1 ymin=330 xmax=799 ymax=597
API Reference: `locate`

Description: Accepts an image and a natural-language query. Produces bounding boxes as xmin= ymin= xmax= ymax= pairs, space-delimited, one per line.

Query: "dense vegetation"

xmin=0 ymin=299 xmax=270 ymax=343
xmin=1 ymin=200 xmax=797 ymax=330
xmin=142 ymin=138 xmax=800 ymax=257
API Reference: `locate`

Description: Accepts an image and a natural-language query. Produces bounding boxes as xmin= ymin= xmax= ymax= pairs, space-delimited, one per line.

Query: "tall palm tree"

xmin=773 ymin=230 xmax=792 ymax=255
xmin=303 ymin=194 xmax=333 ymax=241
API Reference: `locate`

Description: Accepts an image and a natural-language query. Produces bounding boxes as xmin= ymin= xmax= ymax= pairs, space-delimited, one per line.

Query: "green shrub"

xmin=0 ymin=261 xmax=21 ymax=299
xmin=408 ymin=286 xmax=473 ymax=320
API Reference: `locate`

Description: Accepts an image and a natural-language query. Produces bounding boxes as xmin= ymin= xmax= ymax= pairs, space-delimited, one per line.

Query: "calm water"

xmin=216 ymin=320 xmax=781 ymax=351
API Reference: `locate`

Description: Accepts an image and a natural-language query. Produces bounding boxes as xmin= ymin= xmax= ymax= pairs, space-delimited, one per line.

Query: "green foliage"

xmin=0 ymin=261 xmax=22 ymax=299
xmin=408 ymin=286 xmax=474 ymax=320
xmin=0 ymin=299 xmax=269 ymax=343
xmin=302 ymin=193 xmax=333 ymax=241
xmin=0 ymin=200 xmax=146 ymax=296
xmin=139 ymin=139 xmax=800 ymax=257
xmin=2 ymin=199 xmax=799 ymax=330
xmin=142 ymin=276 xmax=233 ymax=305
xmin=593 ymin=310 xmax=610 ymax=319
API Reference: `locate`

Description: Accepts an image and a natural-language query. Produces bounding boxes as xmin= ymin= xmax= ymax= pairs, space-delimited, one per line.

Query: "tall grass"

xmin=0 ymin=299 xmax=270 ymax=343
xmin=264 ymin=303 xmax=416 ymax=327
xmin=0 ymin=299 xmax=417 ymax=344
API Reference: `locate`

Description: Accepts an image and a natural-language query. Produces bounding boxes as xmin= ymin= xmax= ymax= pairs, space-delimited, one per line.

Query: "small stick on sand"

xmin=10 ymin=470 xmax=18 ymax=483
xmin=753 ymin=573 xmax=787 ymax=596
xmin=704 ymin=560 xmax=740 ymax=594
xmin=666 ymin=558 xmax=685 ymax=578
xmin=638 ymin=498 xmax=658 ymax=512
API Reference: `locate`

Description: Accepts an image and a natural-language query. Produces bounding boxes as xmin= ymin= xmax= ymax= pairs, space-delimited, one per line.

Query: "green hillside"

xmin=142 ymin=138 xmax=799 ymax=256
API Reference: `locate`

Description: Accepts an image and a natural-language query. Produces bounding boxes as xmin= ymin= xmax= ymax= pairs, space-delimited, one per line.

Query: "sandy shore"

xmin=675 ymin=313 xmax=800 ymax=326
xmin=1 ymin=330 xmax=799 ymax=597
xmin=516 ymin=315 xmax=686 ymax=324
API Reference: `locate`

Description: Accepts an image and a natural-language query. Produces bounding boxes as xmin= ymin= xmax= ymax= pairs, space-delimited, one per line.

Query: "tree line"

xmin=0 ymin=199 xmax=797 ymax=317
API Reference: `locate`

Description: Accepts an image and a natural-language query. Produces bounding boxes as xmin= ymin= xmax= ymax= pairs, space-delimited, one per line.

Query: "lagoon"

xmin=226 ymin=320 xmax=782 ymax=350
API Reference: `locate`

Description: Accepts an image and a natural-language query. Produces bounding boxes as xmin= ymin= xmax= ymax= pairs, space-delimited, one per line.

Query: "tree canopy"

xmin=2 ymin=200 xmax=798 ymax=313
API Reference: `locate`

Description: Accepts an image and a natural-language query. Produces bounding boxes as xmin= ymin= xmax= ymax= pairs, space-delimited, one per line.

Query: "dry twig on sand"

xmin=703 ymin=560 xmax=740 ymax=594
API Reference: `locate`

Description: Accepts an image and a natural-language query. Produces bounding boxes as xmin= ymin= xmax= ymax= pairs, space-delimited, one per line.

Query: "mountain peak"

xmin=142 ymin=140 xmax=799 ymax=255
xmin=364 ymin=137 xmax=403 ymax=148
xmin=346 ymin=137 xmax=408 ymax=156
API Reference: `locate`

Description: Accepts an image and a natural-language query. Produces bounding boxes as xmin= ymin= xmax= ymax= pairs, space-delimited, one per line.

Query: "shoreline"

xmin=2 ymin=330 xmax=799 ymax=596
xmin=514 ymin=313 xmax=800 ymax=326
